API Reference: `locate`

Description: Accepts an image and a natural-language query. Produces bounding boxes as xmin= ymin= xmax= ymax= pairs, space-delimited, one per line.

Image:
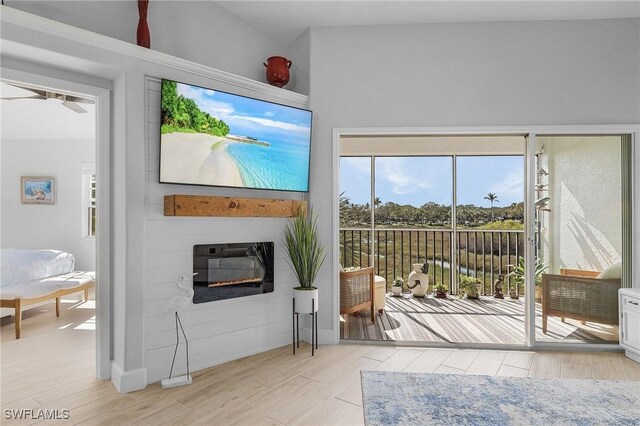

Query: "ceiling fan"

xmin=0 ymin=83 xmax=94 ymax=113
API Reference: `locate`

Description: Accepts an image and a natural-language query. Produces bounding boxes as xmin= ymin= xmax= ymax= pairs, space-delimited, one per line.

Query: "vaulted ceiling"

xmin=215 ymin=1 xmax=640 ymax=46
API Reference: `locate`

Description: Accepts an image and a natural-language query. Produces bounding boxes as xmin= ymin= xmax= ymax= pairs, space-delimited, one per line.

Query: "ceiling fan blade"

xmin=5 ymin=84 xmax=47 ymax=98
xmin=65 ymin=95 xmax=94 ymax=105
xmin=62 ymin=101 xmax=88 ymax=113
xmin=0 ymin=95 xmax=47 ymax=100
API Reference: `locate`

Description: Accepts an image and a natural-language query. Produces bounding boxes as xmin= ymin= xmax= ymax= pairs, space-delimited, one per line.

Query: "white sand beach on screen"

xmin=160 ymin=132 xmax=243 ymax=187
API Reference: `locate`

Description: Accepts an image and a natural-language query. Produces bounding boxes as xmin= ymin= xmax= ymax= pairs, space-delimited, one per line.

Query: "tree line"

xmin=161 ymin=80 xmax=230 ymax=137
xmin=340 ymin=195 xmax=524 ymax=229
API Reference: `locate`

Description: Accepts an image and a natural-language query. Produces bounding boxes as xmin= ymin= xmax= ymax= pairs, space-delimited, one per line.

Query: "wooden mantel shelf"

xmin=164 ymin=195 xmax=306 ymax=218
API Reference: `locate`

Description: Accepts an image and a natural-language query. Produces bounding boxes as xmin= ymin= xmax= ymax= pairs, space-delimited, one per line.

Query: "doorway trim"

xmin=1 ymin=67 xmax=112 ymax=379
xmin=332 ymin=124 xmax=638 ymax=350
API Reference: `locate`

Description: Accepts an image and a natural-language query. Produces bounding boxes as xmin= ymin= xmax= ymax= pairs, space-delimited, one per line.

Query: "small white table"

xmin=374 ymin=276 xmax=386 ymax=314
xmin=619 ymin=288 xmax=640 ymax=363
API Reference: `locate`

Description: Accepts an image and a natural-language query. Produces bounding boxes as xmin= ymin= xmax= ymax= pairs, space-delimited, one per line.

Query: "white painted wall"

xmin=9 ymin=1 xmax=288 ymax=85
xmin=540 ymin=136 xmax=622 ymax=273
xmin=143 ymin=78 xmax=303 ymax=383
xmin=287 ymin=29 xmax=311 ymax=95
xmin=1 ymin=138 xmax=96 ymax=270
xmin=308 ymin=19 xmax=640 ymax=334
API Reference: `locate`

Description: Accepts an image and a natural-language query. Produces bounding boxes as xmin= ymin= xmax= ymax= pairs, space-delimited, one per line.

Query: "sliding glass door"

xmin=531 ymin=135 xmax=632 ymax=344
xmin=338 ymin=133 xmax=631 ymax=346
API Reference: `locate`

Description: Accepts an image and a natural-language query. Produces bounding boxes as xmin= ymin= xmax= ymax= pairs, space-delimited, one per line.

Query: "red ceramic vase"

xmin=263 ymin=56 xmax=292 ymax=88
xmin=137 ymin=0 xmax=150 ymax=49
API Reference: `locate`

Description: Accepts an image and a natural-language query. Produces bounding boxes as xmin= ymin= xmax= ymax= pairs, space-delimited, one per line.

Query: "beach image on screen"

xmin=160 ymin=80 xmax=312 ymax=191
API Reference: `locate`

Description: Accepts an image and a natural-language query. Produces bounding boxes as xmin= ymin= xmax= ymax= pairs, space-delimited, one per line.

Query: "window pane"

xmin=456 ymin=156 xmax=524 ymax=230
xmin=535 ymin=136 xmax=623 ymax=344
xmin=89 ymin=207 xmax=96 ymax=237
xmin=88 ymin=174 xmax=96 ymax=236
xmin=373 ymin=157 xmax=453 ymax=288
xmin=374 ymin=156 xmax=452 ymax=229
xmin=339 ymin=157 xmax=371 ymax=227
xmin=339 ymin=157 xmax=372 ymax=269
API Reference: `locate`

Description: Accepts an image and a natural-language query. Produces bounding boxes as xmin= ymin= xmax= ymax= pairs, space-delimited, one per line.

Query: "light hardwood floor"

xmin=2 ymin=298 xmax=639 ymax=425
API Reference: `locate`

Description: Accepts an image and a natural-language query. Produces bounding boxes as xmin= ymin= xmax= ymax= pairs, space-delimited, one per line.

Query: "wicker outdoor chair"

xmin=541 ymin=268 xmax=621 ymax=333
xmin=340 ymin=267 xmax=375 ymax=323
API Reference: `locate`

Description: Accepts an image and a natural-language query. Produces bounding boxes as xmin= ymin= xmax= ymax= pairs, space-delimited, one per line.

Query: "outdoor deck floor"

xmin=340 ymin=294 xmax=619 ymax=345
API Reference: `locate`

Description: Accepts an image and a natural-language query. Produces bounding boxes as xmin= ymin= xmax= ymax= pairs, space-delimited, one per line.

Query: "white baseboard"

xmin=111 ymin=362 xmax=147 ymax=394
xmin=625 ymin=349 xmax=640 ymax=364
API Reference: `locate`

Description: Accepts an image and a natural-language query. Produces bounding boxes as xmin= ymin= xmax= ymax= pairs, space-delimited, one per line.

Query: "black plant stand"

xmin=292 ymin=297 xmax=318 ymax=356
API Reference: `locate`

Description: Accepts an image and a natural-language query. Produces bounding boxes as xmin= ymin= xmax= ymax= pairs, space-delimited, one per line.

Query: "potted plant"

xmin=392 ymin=277 xmax=404 ymax=296
xmin=458 ymin=275 xmax=480 ymax=299
xmin=433 ymin=282 xmax=448 ymax=299
xmin=508 ymin=257 xmax=548 ymax=301
xmin=283 ymin=208 xmax=326 ymax=314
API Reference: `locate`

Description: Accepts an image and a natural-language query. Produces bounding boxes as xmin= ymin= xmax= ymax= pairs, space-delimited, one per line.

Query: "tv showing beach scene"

xmin=159 ymin=79 xmax=312 ymax=192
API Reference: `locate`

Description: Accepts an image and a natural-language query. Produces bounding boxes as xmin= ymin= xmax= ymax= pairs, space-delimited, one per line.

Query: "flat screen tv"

xmin=159 ymin=79 xmax=312 ymax=192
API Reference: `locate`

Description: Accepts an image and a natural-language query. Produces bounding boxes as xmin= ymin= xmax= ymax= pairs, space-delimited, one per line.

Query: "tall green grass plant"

xmin=283 ymin=208 xmax=326 ymax=290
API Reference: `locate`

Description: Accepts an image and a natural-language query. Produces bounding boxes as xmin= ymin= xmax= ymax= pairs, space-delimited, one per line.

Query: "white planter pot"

xmin=535 ymin=285 xmax=542 ymax=301
xmin=293 ymin=288 xmax=319 ymax=314
xmin=391 ymin=286 xmax=402 ymax=296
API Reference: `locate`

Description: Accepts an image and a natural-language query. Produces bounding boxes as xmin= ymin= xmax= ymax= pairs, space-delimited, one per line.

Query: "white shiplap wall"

xmin=144 ymin=78 xmax=304 ymax=383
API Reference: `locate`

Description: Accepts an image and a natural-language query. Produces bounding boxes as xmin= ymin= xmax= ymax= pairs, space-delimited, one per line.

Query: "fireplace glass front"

xmin=193 ymin=242 xmax=274 ymax=304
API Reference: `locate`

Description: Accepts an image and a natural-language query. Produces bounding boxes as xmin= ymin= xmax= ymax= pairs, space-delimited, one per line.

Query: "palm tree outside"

xmin=484 ymin=192 xmax=499 ymax=222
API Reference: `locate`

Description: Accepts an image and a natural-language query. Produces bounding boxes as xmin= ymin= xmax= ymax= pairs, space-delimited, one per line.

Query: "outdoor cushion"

xmin=597 ymin=262 xmax=622 ymax=280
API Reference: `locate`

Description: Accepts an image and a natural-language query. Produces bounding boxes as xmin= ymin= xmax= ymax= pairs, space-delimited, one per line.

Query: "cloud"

xmin=489 ymin=168 xmax=524 ymax=201
xmin=176 ymin=83 xmax=310 ymax=136
xmin=341 ymin=157 xmax=370 ymax=174
xmin=376 ymin=158 xmax=435 ymax=195
xmin=234 ymin=115 xmax=310 ymax=133
xmin=177 ymin=84 xmax=215 ymax=100
xmin=177 ymin=83 xmax=234 ymax=119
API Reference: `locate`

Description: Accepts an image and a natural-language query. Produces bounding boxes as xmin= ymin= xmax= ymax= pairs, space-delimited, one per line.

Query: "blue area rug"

xmin=361 ymin=371 xmax=640 ymax=425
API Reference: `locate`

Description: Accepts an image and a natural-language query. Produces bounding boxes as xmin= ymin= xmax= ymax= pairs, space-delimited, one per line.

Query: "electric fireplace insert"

xmin=193 ymin=242 xmax=274 ymax=304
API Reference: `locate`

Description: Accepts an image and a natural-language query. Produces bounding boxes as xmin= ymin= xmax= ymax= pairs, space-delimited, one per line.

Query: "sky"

xmin=177 ymin=82 xmax=311 ymax=145
xmin=340 ymin=156 xmax=524 ymax=207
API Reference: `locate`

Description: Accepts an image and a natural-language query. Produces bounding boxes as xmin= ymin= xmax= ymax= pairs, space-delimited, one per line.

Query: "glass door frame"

xmin=333 ymin=126 xmax=638 ymax=349
xmin=526 ymin=132 xmax=635 ymax=349
xmin=525 ymin=133 xmax=536 ymax=346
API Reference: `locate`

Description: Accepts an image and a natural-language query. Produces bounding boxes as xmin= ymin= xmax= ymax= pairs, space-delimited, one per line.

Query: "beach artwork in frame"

xmin=21 ymin=176 xmax=55 ymax=204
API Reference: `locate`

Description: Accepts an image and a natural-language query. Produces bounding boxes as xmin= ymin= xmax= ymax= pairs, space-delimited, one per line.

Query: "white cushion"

xmin=374 ymin=275 xmax=386 ymax=288
xmin=0 ymin=282 xmax=61 ymax=299
xmin=0 ymin=271 xmax=95 ymax=299
xmin=597 ymin=263 xmax=622 ymax=280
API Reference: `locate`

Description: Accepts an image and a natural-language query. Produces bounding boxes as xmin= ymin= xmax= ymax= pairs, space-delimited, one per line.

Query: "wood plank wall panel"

xmin=144 ymin=78 xmax=305 ymax=383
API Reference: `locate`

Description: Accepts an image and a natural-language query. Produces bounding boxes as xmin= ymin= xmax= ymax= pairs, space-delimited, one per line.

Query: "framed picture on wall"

xmin=21 ymin=176 xmax=55 ymax=204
